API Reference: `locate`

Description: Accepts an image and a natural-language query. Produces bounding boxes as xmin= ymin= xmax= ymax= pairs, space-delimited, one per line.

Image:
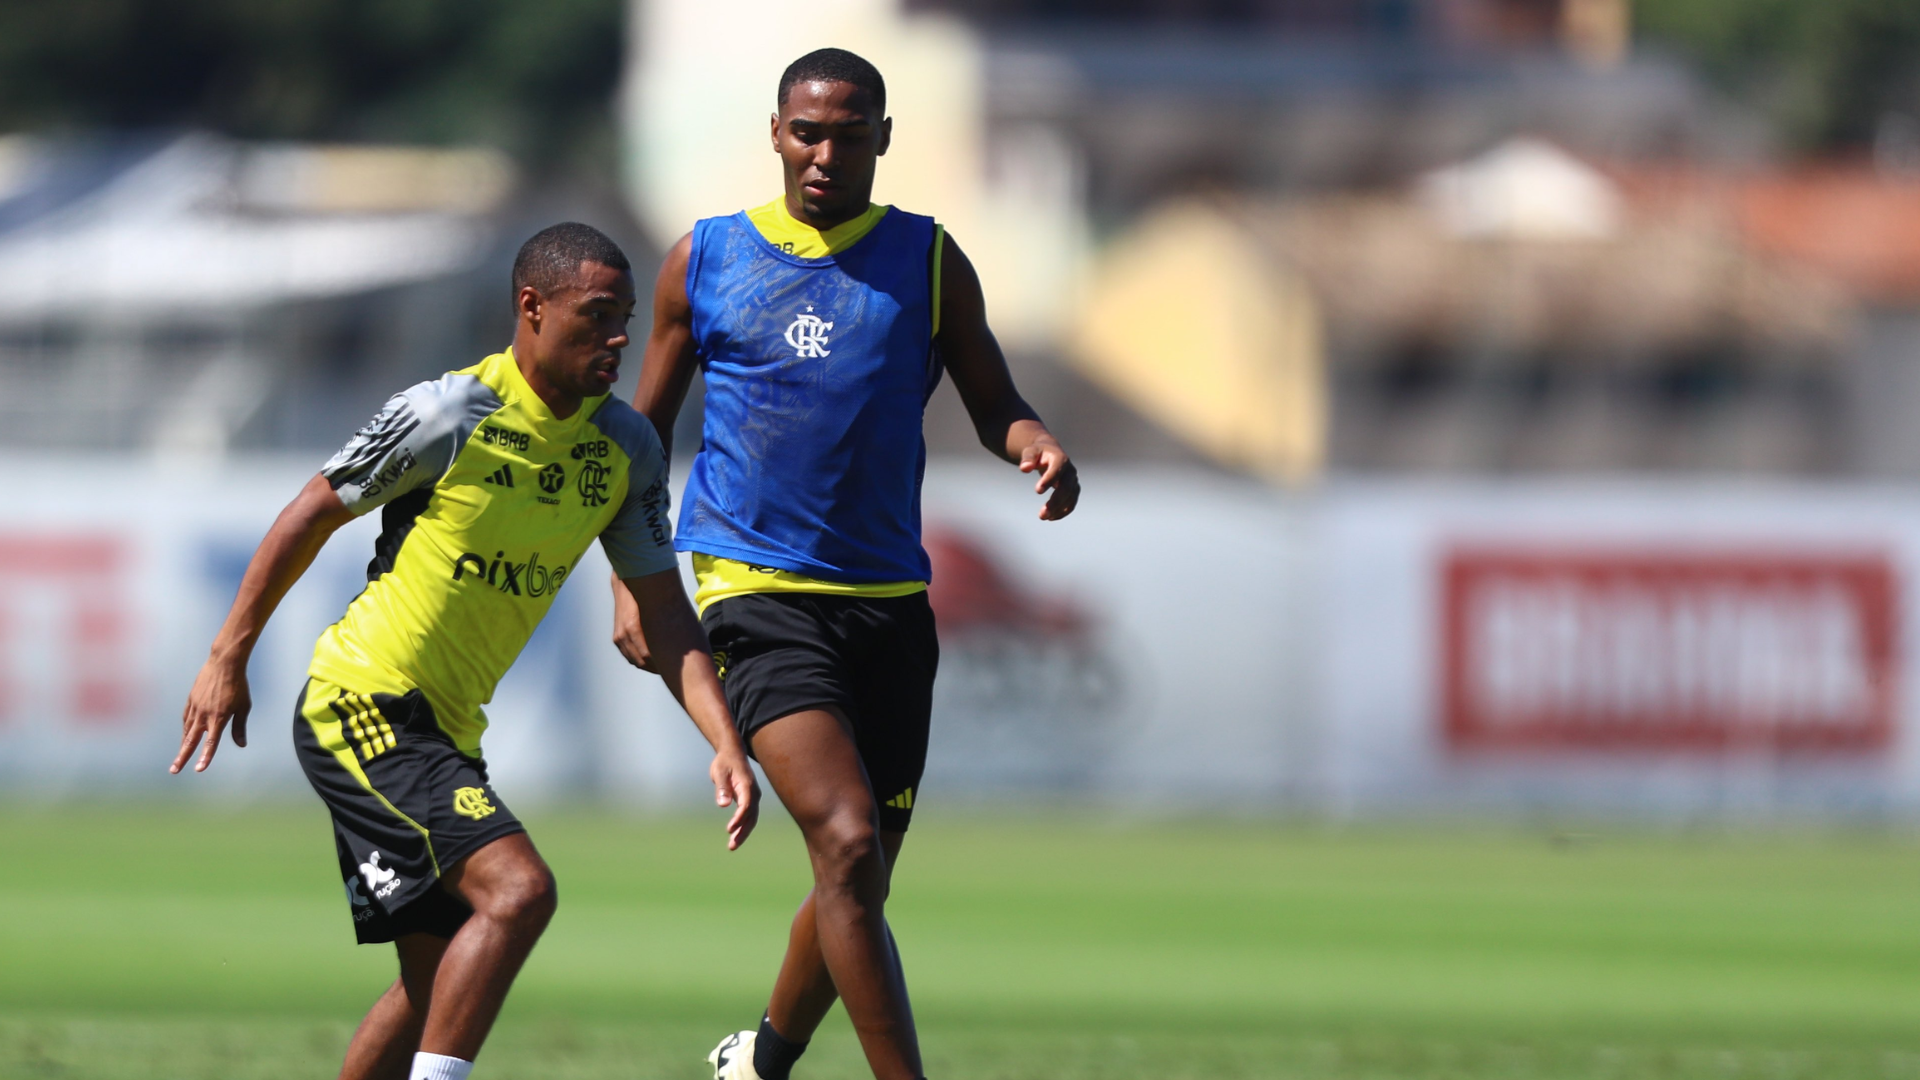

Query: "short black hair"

xmin=778 ymin=48 xmax=886 ymax=114
xmin=511 ymin=222 xmax=630 ymax=298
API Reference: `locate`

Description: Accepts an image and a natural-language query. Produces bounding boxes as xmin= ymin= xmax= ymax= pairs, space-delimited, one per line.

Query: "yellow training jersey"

xmin=687 ymin=199 xmax=945 ymax=614
xmin=309 ymin=349 xmax=677 ymax=754
xmin=745 ymin=197 xmax=889 ymax=258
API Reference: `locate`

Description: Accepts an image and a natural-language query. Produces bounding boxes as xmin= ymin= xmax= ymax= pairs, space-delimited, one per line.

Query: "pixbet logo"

xmin=785 ymin=307 xmax=833 ymax=358
xmin=451 ymin=550 xmax=572 ymax=597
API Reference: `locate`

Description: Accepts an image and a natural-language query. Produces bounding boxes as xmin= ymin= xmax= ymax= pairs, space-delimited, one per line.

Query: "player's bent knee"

xmin=506 ymin=868 xmax=559 ymax=929
xmin=474 ymin=863 xmax=558 ymax=930
xmin=809 ymin=813 xmax=883 ymax=891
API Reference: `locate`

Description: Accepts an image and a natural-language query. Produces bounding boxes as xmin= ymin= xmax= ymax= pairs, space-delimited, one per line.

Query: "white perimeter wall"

xmin=6 ymin=453 xmax=1918 ymax=819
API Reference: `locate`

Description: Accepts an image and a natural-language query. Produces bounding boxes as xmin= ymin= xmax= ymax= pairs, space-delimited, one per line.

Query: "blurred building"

xmin=2 ymin=0 xmax=1913 ymax=483
xmin=1070 ymin=142 xmax=1882 ymax=477
xmin=0 ymin=133 xmax=644 ymax=456
xmin=624 ymin=0 xmax=1822 ymax=481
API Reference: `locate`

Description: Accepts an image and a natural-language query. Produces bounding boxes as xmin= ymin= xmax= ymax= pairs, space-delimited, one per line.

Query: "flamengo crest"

xmin=785 ymin=307 xmax=833 ymax=358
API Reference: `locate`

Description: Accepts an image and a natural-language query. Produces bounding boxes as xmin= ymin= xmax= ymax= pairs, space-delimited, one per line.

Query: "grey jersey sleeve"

xmin=590 ymin=399 xmax=679 ymax=579
xmin=321 ymin=372 xmax=501 ymax=516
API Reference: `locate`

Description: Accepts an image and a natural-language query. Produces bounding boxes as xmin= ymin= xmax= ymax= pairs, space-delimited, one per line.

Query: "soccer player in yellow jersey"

xmin=616 ymin=50 xmax=1079 ymax=1080
xmin=173 ymin=224 xmax=759 ymax=1080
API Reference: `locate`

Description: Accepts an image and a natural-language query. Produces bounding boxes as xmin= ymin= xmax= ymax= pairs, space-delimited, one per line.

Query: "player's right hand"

xmin=172 ymin=657 xmax=251 ymax=774
xmin=1019 ymin=438 xmax=1080 ymax=521
xmin=710 ymin=749 xmax=760 ymax=851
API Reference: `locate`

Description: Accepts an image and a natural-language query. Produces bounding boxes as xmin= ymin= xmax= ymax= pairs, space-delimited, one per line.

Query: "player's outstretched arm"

xmin=173 ymin=473 xmax=353 ymax=775
xmin=630 ymin=233 xmax=700 ymax=455
xmin=937 ymin=232 xmax=1081 ymax=521
xmin=618 ymin=570 xmax=760 ymax=850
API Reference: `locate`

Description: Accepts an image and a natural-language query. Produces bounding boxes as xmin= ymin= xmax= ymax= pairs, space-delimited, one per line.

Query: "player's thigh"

xmin=295 ymin=678 xmax=527 ymax=941
xmin=844 ymin=594 xmax=938 ymax=832
xmin=703 ymin=594 xmax=854 ymax=751
xmin=439 ymin=832 xmax=555 ymax=920
xmin=750 ymin=707 xmax=880 ymax=834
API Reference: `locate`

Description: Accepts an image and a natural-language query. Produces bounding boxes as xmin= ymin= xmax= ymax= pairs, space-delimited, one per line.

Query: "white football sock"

xmin=409 ymin=1052 xmax=473 ymax=1080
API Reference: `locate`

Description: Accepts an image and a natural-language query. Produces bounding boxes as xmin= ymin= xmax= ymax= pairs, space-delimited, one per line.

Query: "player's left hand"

xmin=710 ymin=750 xmax=760 ymax=850
xmin=1019 ymin=439 xmax=1080 ymax=521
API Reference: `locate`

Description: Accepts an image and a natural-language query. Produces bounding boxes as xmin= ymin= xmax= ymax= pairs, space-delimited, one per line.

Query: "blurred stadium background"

xmin=7 ymin=0 xmax=1920 ymax=1077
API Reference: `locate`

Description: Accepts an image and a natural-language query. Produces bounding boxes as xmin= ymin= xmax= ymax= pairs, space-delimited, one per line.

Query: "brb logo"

xmin=785 ymin=307 xmax=833 ymax=358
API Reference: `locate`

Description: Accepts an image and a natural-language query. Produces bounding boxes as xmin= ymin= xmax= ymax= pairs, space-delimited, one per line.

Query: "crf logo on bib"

xmin=784 ymin=309 xmax=833 ymax=358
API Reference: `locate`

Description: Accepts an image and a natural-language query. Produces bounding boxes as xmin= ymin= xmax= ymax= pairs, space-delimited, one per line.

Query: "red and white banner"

xmin=1441 ymin=549 xmax=1899 ymax=754
xmin=0 ymin=534 xmax=137 ymax=728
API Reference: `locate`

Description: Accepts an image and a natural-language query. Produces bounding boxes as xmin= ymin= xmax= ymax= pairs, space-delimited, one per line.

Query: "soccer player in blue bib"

xmin=613 ymin=48 xmax=1080 ymax=1080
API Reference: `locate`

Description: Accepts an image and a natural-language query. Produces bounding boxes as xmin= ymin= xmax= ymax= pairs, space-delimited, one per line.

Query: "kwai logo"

xmin=357 ymin=449 xmax=417 ymax=500
xmin=785 ymin=307 xmax=833 ymax=358
xmin=637 ymin=477 xmax=669 ymax=546
xmin=451 ymin=549 xmax=572 ymax=597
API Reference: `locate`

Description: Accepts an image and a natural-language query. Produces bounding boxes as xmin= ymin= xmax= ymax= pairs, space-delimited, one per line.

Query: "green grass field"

xmin=4 ymin=805 xmax=1920 ymax=1079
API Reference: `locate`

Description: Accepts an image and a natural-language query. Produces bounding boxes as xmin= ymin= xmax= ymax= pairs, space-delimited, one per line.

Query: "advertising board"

xmin=10 ymin=455 xmax=1920 ymax=817
xmin=1440 ymin=549 xmax=1898 ymax=755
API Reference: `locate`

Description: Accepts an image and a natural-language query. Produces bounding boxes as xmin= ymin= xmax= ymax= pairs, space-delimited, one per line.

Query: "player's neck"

xmin=783 ymin=191 xmax=872 ymax=232
xmin=508 ymin=342 xmax=583 ymax=419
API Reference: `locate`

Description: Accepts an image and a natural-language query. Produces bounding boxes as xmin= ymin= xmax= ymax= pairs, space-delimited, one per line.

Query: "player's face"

xmin=773 ymin=80 xmax=890 ymax=226
xmin=538 ymin=260 xmax=636 ymax=399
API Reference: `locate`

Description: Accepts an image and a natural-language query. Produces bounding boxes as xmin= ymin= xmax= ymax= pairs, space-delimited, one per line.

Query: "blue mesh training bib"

xmin=677 ymin=207 xmax=941 ymax=583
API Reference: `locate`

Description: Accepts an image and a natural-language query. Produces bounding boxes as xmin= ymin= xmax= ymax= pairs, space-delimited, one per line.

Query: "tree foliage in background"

xmin=0 ymin=0 xmax=624 ymax=164
xmin=1634 ymin=0 xmax=1920 ymax=152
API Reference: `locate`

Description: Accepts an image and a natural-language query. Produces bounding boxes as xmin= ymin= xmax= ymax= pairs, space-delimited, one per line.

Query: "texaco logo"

xmin=537 ymin=463 xmax=566 ymax=494
xmin=784 ymin=306 xmax=833 ymax=358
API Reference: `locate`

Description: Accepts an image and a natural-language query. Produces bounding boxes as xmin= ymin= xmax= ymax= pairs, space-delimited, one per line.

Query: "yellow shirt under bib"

xmin=689 ymin=198 xmax=942 ymax=615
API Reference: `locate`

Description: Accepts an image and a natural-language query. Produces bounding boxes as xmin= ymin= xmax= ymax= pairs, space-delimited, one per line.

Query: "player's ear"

xmin=877 ymin=117 xmax=891 ymax=156
xmin=770 ymin=112 xmax=781 ymax=151
xmin=516 ymin=285 xmax=544 ymax=332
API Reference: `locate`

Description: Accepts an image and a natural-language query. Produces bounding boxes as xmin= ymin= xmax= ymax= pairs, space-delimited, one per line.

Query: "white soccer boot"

xmin=708 ymin=1029 xmax=762 ymax=1080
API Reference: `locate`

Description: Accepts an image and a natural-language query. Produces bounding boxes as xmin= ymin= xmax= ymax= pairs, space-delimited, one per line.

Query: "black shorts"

xmin=293 ymin=677 xmax=525 ymax=944
xmin=702 ymin=591 xmax=938 ymax=832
